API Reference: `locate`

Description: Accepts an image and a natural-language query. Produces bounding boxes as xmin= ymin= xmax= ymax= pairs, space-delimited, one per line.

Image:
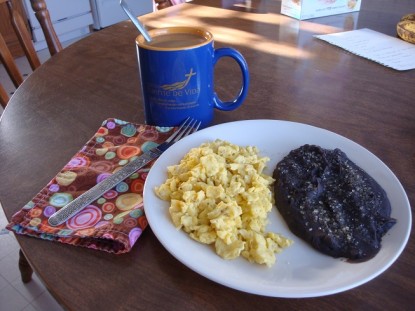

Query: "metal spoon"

xmin=120 ymin=0 xmax=152 ymax=42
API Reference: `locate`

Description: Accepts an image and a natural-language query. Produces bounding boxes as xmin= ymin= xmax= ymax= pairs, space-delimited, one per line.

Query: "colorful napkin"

xmin=7 ymin=118 xmax=175 ymax=254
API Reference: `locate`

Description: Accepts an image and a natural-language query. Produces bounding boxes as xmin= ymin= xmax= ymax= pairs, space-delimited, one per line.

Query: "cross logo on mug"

xmin=161 ymin=68 xmax=196 ymax=91
xmin=136 ymin=27 xmax=250 ymax=129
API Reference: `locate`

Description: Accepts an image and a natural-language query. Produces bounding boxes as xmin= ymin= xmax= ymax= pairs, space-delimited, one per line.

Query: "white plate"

xmin=143 ymin=120 xmax=411 ymax=298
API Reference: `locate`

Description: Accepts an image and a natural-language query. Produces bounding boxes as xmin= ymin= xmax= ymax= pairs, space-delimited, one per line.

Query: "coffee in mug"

xmin=147 ymin=33 xmax=206 ymax=48
xmin=136 ymin=27 xmax=250 ymax=128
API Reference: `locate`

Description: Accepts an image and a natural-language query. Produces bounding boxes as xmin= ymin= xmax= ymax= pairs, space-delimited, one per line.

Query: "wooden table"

xmin=1 ymin=0 xmax=414 ymax=309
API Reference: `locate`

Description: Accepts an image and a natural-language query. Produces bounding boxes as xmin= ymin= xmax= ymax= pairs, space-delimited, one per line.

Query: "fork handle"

xmin=48 ymin=151 xmax=158 ymax=226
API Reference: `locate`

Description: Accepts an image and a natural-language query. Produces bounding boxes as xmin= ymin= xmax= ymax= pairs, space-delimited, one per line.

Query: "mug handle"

xmin=212 ymin=48 xmax=250 ymax=111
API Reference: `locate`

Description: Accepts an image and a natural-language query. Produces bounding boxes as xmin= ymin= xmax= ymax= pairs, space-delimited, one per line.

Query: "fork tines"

xmin=180 ymin=118 xmax=201 ymax=140
xmin=168 ymin=117 xmax=201 ymax=144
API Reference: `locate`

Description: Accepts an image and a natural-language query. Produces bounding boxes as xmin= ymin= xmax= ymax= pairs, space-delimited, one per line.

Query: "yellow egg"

xmin=154 ymin=139 xmax=292 ymax=267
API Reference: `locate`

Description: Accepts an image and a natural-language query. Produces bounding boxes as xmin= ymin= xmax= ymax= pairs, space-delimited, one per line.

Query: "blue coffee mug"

xmin=136 ymin=27 xmax=250 ymax=129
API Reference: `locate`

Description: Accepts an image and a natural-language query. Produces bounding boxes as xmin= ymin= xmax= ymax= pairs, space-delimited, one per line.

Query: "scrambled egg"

xmin=155 ymin=140 xmax=292 ymax=267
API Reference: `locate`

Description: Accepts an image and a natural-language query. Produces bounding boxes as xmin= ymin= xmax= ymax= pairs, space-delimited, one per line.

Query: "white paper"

xmin=314 ymin=28 xmax=415 ymax=71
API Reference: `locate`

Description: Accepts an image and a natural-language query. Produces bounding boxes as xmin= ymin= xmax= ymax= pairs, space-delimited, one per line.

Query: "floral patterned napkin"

xmin=7 ymin=118 xmax=175 ymax=254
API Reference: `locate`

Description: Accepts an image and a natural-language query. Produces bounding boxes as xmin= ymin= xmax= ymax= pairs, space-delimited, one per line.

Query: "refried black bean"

xmin=273 ymin=144 xmax=396 ymax=262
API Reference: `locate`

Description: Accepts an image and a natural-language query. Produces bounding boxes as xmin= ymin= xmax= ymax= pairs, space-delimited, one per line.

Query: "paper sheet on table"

xmin=314 ymin=28 xmax=415 ymax=71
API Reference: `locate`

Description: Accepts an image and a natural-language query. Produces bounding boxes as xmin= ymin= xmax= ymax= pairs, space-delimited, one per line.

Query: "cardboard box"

xmin=281 ymin=0 xmax=361 ymax=20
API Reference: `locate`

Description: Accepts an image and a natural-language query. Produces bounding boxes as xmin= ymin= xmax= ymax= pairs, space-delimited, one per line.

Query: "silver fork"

xmin=48 ymin=118 xmax=201 ymax=226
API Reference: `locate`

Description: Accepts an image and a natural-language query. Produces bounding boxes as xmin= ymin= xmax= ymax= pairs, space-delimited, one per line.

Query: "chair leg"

xmin=18 ymin=249 xmax=33 ymax=283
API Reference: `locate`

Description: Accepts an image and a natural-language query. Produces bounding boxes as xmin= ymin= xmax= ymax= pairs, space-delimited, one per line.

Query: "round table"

xmin=0 ymin=1 xmax=414 ymax=310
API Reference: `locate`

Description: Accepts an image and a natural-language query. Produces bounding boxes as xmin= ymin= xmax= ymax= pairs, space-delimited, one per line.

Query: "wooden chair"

xmin=154 ymin=0 xmax=186 ymax=10
xmin=30 ymin=0 xmax=62 ymax=56
xmin=0 ymin=0 xmax=62 ymax=108
xmin=154 ymin=0 xmax=173 ymax=10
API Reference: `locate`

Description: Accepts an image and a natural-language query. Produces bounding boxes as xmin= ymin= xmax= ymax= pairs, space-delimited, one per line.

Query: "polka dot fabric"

xmin=6 ymin=119 xmax=176 ymax=254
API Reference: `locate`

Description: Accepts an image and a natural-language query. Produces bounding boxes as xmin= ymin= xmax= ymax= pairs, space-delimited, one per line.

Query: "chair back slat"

xmin=0 ymin=31 xmax=24 ymax=88
xmin=8 ymin=0 xmax=41 ymax=70
xmin=30 ymin=0 xmax=62 ymax=56
xmin=0 ymin=79 xmax=11 ymax=106
xmin=1 ymin=0 xmax=62 ymax=109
